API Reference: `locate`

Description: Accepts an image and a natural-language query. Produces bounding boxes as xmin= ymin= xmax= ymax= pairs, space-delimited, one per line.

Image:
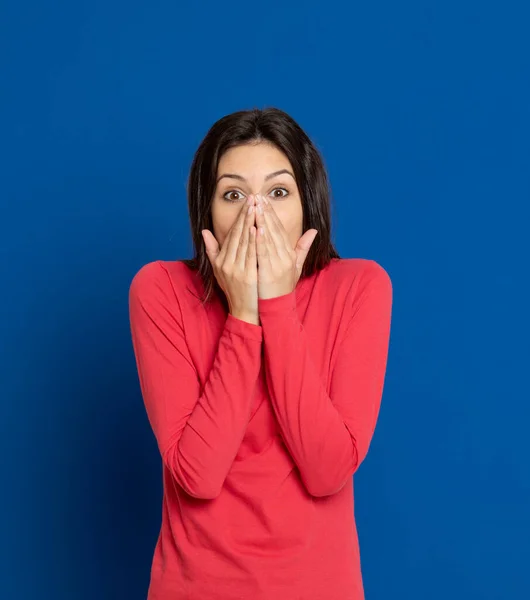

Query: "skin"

xmin=211 ymin=141 xmax=304 ymax=251
xmin=203 ymin=140 xmax=318 ymax=321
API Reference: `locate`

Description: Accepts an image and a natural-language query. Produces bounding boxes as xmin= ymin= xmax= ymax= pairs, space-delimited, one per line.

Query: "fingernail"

xmin=248 ymin=204 xmax=253 ymax=214
xmin=247 ymin=195 xmax=253 ymax=205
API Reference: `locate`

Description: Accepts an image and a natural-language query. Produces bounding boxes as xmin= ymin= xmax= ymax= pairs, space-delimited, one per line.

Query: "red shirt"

xmin=128 ymin=257 xmax=392 ymax=599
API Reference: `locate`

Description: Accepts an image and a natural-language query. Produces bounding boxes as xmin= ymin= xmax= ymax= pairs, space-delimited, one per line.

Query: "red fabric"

xmin=128 ymin=257 xmax=392 ymax=599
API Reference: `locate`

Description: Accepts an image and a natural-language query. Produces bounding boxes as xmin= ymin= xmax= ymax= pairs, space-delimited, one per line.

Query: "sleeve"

xmin=257 ymin=261 xmax=393 ymax=498
xmin=128 ymin=261 xmax=264 ymax=500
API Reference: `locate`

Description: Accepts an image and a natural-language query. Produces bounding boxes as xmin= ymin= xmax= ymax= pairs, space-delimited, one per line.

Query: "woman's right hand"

xmin=201 ymin=195 xmax=259 ymax=325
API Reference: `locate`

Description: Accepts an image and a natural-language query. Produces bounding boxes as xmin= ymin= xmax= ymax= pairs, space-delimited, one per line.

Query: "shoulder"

xmin=128 ymin=259 xmax=195 ymax=305
xmin=323 ymin=259 xmax=393 ymax=340
xmin=320 ymin=258 xmax=393 ymax=319
xmin=325 ymin=257 xmax=392 ymax=292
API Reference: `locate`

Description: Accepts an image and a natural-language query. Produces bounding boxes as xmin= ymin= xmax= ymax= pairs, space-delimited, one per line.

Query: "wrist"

xmin=230 ymin=311 xmax=260 ymax=326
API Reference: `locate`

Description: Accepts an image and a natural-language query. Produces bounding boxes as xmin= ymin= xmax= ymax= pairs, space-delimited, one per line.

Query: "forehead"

xmin=217 ymin=142 xmax=292 ymax=174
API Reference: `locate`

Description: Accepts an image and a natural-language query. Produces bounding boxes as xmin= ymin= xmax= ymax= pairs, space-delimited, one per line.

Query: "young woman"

xmin=128 ymin=107 xmax=393 ymax=599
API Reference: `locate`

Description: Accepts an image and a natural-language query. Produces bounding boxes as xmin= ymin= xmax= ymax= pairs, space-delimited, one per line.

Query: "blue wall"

xmin=2 ymin=1 xmax=529 ymax=598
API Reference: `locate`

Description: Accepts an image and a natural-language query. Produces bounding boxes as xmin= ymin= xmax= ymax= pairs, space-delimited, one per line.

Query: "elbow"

xmin=162 ymin=444 xmax=223 ymax=500
xmin=302 ymin=472 xmax=353 ymax=498
xmin=301 ymin=446 xmax=361 ymax=498
xmin=179 ymin=480 xmax=222 ymax=500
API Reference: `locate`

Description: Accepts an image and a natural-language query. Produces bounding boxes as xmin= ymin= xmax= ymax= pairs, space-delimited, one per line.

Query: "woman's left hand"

xmin=254 ymin=193 xmax=318 ymax=300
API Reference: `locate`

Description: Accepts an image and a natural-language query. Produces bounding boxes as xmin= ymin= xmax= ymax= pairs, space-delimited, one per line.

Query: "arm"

xmin=128 ymin=261 xmax=263 ymax=500
xmin=258 ymin=262 xmax=393 ymax=497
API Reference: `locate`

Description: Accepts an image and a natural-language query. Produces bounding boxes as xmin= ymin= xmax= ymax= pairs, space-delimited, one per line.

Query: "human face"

xmin=212 ymin=141 xmax=303 ymax=250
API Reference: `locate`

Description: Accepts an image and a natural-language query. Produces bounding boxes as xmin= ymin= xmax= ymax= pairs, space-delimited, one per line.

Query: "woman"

xmin=128 ymin=107 xmax=393 ymax=599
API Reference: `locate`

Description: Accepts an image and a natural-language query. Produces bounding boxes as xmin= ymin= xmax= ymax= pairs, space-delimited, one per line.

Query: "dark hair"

xmin=181 ymin=106 xmax=340 ymax=305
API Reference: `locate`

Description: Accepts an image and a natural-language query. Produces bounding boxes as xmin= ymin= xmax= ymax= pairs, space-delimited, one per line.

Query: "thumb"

xmin=294 ymin=229 xmax=318 ymax=274
xmin=201 ymin=229 xmax=220 ymax=263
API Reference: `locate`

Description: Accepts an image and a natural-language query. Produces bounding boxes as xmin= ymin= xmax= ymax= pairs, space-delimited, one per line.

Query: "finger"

xmin=224 ymin=195 xmax=255 ymax=263
xmin=256 ymin=194 xmax=290 ymax=254
xmin=294 ymin=229 xmax=318 ymax=273
xmin=218 ymin=197 xmax=251 ymax=262
xmin=245 ymin=225 xmax=258 ymax=271
xmin=255 ymin=196 xmax=278 ymax=259
xmin=255 ymin=217 xmax=272 ymax=271
xmin=235 ymin=198 xmax=256 ymax=268
xmin=201 ymin=229 xmax=220 ymax=263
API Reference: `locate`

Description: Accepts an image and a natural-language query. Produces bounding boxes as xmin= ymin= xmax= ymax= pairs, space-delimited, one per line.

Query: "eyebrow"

xmin=216 ymin=169 xmax=295 ymax=184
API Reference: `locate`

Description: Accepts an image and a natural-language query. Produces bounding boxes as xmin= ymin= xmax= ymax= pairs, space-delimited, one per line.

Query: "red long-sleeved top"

xmin=128 ymin=257 xmax=392 ymax=600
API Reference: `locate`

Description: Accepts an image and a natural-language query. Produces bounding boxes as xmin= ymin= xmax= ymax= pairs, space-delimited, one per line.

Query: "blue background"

xmin=2 ymin=1 xmax=529 ymax=598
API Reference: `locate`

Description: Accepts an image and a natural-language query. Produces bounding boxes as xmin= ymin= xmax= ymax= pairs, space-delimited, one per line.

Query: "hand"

xmin=254 ymin=193 xmax=318 ymax=300
xmin=201 ymin=195 xmax=260 ymax=325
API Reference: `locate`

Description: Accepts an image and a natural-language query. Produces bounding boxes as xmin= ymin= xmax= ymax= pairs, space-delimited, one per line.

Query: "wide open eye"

xmin=268 ymin=187 xmax=289 ymax=200
xmin=222 ymin=190 xmax=246 ymax=203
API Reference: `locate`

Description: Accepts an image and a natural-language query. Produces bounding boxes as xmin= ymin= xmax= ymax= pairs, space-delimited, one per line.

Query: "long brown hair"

xmin=181 ymin=107 xmax=341 ymax=304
